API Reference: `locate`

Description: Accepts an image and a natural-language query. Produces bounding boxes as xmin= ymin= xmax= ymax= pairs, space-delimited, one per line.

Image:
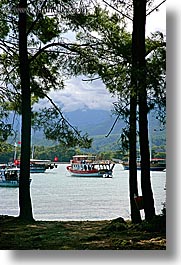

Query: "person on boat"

xmin=91 ymin=165 xmax=94 ymax=170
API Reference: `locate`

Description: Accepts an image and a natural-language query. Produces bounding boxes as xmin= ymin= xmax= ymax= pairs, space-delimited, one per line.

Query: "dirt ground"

xmin=0 ymin=215 xmax=166 ymax=250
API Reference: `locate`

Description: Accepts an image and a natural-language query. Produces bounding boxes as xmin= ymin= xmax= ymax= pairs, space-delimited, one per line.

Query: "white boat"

xmin=0 ymin=168 xmax=31 ymax=187
xmin=0 ymin=168 xmax=20 ymax=187
xmin=67 ymin=155 xmax=115 ymax=178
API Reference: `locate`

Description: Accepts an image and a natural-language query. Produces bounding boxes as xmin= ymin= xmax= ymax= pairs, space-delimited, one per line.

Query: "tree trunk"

xmin=128 ymin=0 xmax=143 ymax=223
xmin=129 ymin=95 xmax=141 ymax=223
xmin=18 ymin=0 xmax=34 ymax=221
xmin=133 ymin=0 xmax=155 ymax=220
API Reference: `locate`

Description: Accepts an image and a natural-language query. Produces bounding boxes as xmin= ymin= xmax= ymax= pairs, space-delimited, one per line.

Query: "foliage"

xmin=138 ymin=214 xmax=166 ymax=233
xmin=0 ymin=106 xmax=14 ymax=144
xmin=0 ymin=1 xmax=166 ymax=150
xmin=61 ymin=4 xmax=166 ymax=147
xmin=0 ymin=138 xmax=166 ymax=163
xmin=0 ymin=0 xmax=93 ymax=148
xmin=33 ymin=145 xmax=76 ymax=162
xmin=33 ymin=107 xmax=92 ymax=148
xmin=0 ymin=143 xmax=14 ymax=160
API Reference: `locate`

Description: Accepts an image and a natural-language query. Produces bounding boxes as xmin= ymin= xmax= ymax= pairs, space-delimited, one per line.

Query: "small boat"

xmin=122 ymin=158 xmax=166 ymax=171
xmin=30 ymin=162 xmax=46 ymax=173
xmin=14 ymin=159 xmax=57 ymax=173
xmin=30 ymin=159 xmax=57 ymax=170
xmin=0 ymin=168 xmax=19 ymax=187
xmin=0 ymin=168 xmax=31 ymax=187
xmin=67 ymin=155 xmax=115 ymax=178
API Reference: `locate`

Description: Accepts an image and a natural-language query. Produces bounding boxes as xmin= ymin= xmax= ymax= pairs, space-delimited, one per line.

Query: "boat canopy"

xmin=72 ymin=155 xmax=96 ymax=162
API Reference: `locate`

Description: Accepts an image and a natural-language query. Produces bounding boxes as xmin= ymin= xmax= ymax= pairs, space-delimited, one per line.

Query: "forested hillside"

xmin=0 ymin=109 xmax=165 ymax=163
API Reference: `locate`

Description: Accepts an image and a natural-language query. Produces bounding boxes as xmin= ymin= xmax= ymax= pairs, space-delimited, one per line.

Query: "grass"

xmin=0 ymin=215 xmax=166 ymax=250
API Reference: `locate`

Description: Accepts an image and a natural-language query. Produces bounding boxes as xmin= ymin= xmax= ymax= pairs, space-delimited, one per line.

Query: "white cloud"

xmin=125 ymin=1 xmax=166 ymax=36
xmin=146 ymin=1 xmax=166 ymax=36
xmin=48 ymin=76 xmax=117 ymax=112
xmin=34 ymin=2 xmax=166 ymax=113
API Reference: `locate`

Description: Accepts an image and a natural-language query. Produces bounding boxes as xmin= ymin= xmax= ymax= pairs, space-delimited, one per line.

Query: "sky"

xmin=37 ymin=1 xmax=166 ymax=113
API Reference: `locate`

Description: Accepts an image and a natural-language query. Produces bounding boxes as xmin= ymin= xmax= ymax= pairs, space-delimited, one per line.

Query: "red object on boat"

xmin=14 ymin=159 xmax=20 ymax=166
xmin=54 ymin=156 xmax=58 ymax=162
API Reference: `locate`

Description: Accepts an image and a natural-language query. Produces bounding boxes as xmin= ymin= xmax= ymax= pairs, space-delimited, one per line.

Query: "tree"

xmin=61 ymin=1 xmax=165 ymax=221
xmin=133 ymin=0 xmax=155 ymax=219
xmin=129 ymin=0 xmax=142 ymax=223
xmin=18 ymin=0 xmax=33 ymax=221
xmin=0 ymin=0 xmax=92 ymax=221
xmin=0 ymin=0 xmax=166 ymax=222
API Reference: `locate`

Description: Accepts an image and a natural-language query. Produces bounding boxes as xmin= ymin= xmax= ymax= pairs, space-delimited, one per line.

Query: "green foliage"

xmin=102 ymin=217 xmax=127 ymax=233
xmin=33 ymin=107 xmax=92 ymax=148
xmin=0 ymin=0 xmax=9 ymax=38
xmin=30 ymin=145 xmax=76 ymax=162
xmin=146 ymin=32 xmax=166 ymax=124
xmin=0 ymin=107 xmax=13 ymax=143
xmin=0 ymin=0 xmax=94 ymax=148
xmin=138 ymin=214 xmax=166 ymax=233
xmin=31 ymin=16 xmax=60 ymax=44
xmin=63 ymin=4 xmax=166 ymax=150
xmin=0 ymin=0 xmax=75 ymax=105
xmin=0 ymin=142 xmax=14 ymax=161
xmin=0 ymin=1 xmax=166 ymax=150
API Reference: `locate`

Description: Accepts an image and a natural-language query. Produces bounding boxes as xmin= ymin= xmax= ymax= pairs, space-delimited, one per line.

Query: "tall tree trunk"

xmin=133 ymin=0 xmax=155 ymax=220
xmin=128 ymin=0 xmax=143 ymax=223
xmin=129 ymin=95 xmax=141 ymax=223
xmin=18 ymin=0 xmax=34 ymax=221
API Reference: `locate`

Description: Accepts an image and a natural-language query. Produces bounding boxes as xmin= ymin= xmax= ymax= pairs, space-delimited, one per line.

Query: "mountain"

xmin=7 ymin=108 xmax=166 ymax=153
xmin=27 ymin=109 xmax=123 ymax=151
xmin=64 ymin=109 xmax=124 ymax=136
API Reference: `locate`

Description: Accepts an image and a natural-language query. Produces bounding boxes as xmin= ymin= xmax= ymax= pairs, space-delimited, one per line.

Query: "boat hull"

xmin=0 ymin=168 xmax=32 ymax=187
xmin=0 ymin=180 xmax=19 ymax=187
xmin=30 ymin=167 xmax=46 ymax=173
xmin=123 ymin=166 xmax=166 ymax=171
xmin=122 ymin=160 xmax=166 ymax=171
xmin=67 ymin=166 xmax=112 ymax=177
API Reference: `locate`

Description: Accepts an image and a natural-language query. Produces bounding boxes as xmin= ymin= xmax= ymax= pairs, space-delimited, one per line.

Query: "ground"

xmin=0 ymin=215 xmax=166 ymax=250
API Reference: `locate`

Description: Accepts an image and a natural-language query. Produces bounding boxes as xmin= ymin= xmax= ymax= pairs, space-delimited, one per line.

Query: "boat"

xmin=13 ymin=159 xmax=57 ymax=173
xmin=67 ymin=155 xmax=115 ymax=177
xmin=30 ymin=159 xmax=58 ymax=172
xmin=0 ymin=168 xmax=31 ymax=187
xmin=0 ymin=168 xmax=19 ymax=187
xmin=30 ymin=162 xmax=46 ymax=173
xmin=0 ymin=168 xmax=32 ymax=187
xmin=122 ymin=158 xmax=166 ymax=171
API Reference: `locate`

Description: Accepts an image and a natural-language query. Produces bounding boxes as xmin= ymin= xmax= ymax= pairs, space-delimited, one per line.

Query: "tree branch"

xmin=102 ymin=0 xmax=133 ymax=21
xmin=26 ymin=0 xmax=48 ymax=36
xmin=82 ymin=76 xmax=101 ymax=82
xmin=146 ymin=0 xmax=166 ymax=16
xmin=29 ymin=41 xmax=102 ymax=63
xmin=41 ymin=92 xmax=80 ymax=135
xmin=105 ymin=113 xmax=121 ymax=138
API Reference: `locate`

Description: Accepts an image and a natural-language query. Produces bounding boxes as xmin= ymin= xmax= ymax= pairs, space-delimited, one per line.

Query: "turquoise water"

xmin=0 ymin=164 xmax=166 ymax=221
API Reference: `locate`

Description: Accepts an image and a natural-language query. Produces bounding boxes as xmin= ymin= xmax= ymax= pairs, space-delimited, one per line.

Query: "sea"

xmin=0 ymin=164 xmax=166 ymax=221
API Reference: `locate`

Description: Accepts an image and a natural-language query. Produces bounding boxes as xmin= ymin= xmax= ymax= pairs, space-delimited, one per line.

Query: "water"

xmin=0 ymin=164 xmax=166 ymax=221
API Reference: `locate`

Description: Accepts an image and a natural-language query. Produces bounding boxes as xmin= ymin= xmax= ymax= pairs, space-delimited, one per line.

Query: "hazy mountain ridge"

xmin=65 ymin=109 xmax=124 ymax=136
xmin=8 ymin=109 xmax=166 ymax=152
